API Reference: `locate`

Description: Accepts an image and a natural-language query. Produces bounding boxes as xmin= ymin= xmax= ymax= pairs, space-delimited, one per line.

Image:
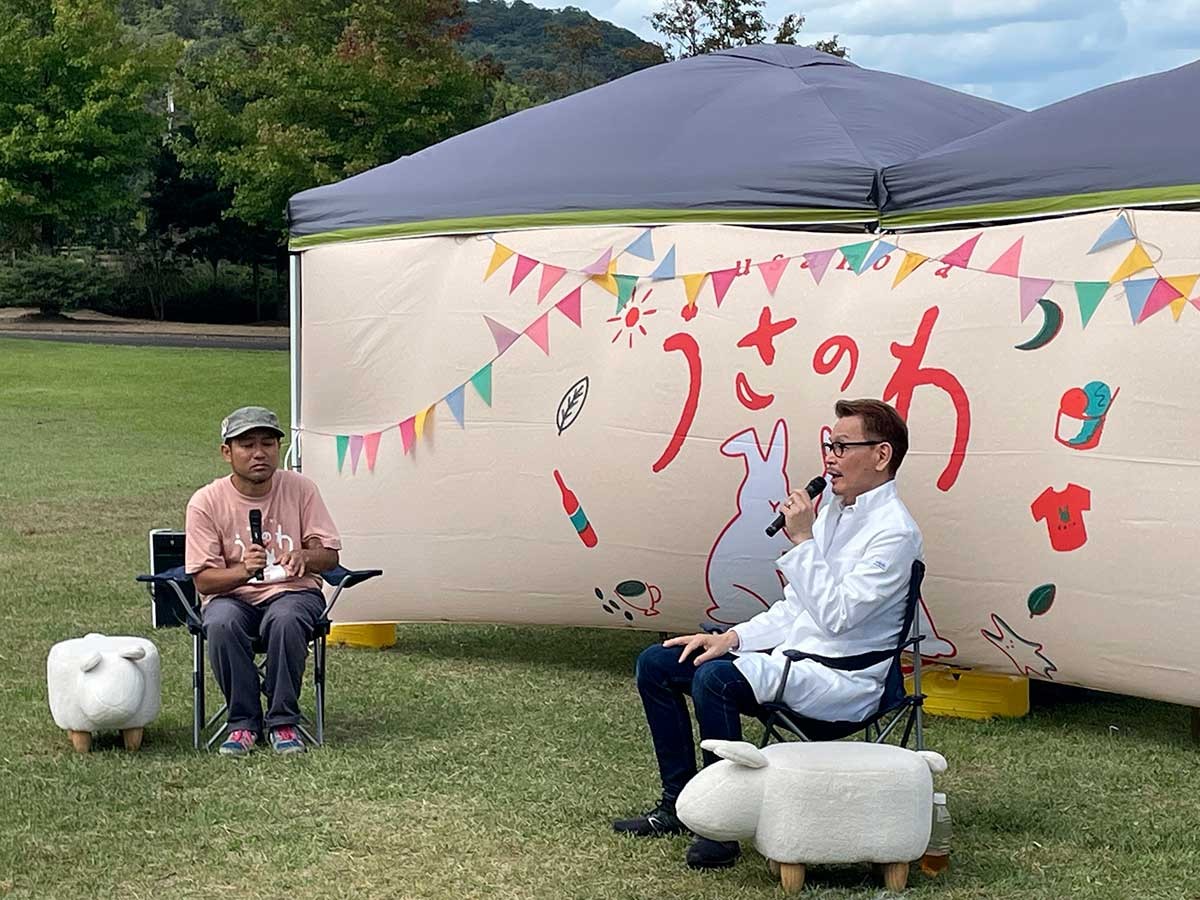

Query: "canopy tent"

xmin=287 ymin=46 xmax=1017 ymax=247
xmin=881 ymin=60 xmax=1200 ymax=228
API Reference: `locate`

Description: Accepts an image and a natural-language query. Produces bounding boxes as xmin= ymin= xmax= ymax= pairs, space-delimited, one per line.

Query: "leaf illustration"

xmin=556 ymin=376 xmax=589 ymax=435
xmin=1027 ymin=583 xmax=1056 ymax=618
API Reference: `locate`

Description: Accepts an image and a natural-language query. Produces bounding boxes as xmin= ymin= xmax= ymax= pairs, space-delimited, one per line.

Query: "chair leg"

xmin=881 ymin=862 xmax=909 ymax=891
xmin=314 ymin=635 xmax=326 ymax=746
xmin=779 ymin=863 xmax=805 ymax=893
xmin=193 ymin=631 xmax=205 ymax=751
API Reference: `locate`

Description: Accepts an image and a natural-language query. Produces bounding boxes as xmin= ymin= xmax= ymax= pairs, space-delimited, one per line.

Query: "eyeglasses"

xmin=822 ymin=440 xmax=884 ymax=458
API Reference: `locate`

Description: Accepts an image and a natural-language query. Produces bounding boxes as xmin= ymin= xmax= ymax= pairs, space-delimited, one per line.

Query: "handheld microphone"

xmin=765 ymin=476 xmax=827 ymax=537
xmin=248 ymin=508 xmax=265 ymax=581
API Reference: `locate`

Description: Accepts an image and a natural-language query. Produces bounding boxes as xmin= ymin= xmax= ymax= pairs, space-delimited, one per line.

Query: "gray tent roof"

xmin=881 ymin=60 xmax=1200 ymax=228
xmin=288 ymin=45 xmax=1016 ymax=247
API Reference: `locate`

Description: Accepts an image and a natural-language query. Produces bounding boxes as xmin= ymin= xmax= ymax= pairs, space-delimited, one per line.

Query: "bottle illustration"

xmin=920 ymin=792 xmax=952 ymax=876
xmin=553 ymin=469 xmax=597 ymax=548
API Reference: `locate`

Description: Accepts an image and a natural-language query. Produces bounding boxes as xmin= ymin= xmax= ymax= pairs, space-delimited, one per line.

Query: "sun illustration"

xmin=607 ymin=287 xmax=657 ymax=349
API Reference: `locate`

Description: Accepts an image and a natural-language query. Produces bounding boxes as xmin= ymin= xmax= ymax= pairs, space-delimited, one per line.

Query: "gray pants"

xmin=203 ymin=590 xmax=326 ymax=733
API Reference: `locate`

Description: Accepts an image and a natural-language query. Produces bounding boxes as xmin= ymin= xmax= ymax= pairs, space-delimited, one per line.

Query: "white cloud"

xmin=523 ymin=0 xmax=1200 ymax=108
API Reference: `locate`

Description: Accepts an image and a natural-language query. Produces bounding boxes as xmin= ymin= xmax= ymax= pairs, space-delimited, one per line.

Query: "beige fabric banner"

xmin=298 ymin=210 xmax=1199 ymax=707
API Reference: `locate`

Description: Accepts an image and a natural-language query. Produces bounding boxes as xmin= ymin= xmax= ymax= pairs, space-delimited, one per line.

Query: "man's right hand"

xmin=663 ymin=629 xmax=740 ymax=666
xmin=241 ymin=544 xmax=268 ymax=581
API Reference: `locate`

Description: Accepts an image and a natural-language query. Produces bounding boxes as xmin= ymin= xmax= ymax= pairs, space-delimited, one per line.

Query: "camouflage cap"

xmin=221 ymin=406 xmax=285 ymax=442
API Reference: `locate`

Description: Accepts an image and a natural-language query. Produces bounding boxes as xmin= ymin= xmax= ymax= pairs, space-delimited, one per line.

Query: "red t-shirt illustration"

xmin=1030 ymin=483 xmax=1091 ymax=552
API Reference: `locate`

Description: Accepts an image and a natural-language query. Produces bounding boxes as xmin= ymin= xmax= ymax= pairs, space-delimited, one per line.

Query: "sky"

xmin=528 ymin=0 xmax=1200 ymax=109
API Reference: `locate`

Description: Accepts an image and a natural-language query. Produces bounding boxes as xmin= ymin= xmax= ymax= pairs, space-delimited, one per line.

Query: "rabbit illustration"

xmin=705 ymin=418 xmax=795 ymax=625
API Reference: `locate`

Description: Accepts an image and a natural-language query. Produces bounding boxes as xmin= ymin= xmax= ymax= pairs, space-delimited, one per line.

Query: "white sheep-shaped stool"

xmin=677 ymin=739 xmax=948 ymax=893
xmin=47 ymin=634 xmax=161 ymax=753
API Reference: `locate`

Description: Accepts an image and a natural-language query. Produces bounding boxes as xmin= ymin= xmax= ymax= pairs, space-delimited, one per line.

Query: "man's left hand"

xmin=781 ymin=488 xmax=816 ymax=544
xmin=275 ymin=549 xmax=308 ymax=578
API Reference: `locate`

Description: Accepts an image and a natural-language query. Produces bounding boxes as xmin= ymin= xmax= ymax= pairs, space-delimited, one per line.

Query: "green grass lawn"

xmin=0 ymin=336 xmax=1197 ymax=900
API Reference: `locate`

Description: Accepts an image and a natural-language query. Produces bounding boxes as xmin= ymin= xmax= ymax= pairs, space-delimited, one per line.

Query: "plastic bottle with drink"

xmin=920 ymin=792 xmax=952 ymax=876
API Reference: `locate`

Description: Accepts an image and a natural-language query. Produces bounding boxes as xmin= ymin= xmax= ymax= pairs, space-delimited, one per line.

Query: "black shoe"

xmin=685 ymin=837 xmax=741 ymax=870
xmin=612 ymin=801 xmax=687 ymax=837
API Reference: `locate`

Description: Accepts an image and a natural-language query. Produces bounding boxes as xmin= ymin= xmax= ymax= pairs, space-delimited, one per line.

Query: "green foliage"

xmin=0 ymin=0 xmax=180 ymax=250
xmin=178 ymin=0 xmax=496 ymax=234
xmin=650 ymin=0 xmax=848 ymax=59
xmin=0 ymin=253 xmax=119 ymax=315
xmin=463 ymin=0 xmax=666 ymax=102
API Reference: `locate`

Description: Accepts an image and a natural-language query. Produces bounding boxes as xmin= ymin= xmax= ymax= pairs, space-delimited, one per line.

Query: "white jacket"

xmin=730 ymin=480 xmax=924 ymax=722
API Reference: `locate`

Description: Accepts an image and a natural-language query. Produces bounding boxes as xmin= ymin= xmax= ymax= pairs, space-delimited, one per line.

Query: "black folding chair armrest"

xmin=136 ymin=567 xmax=203 ymax=632
xmin=700 ymin=622 xmax=728 ymax=635
xmin=317 ymin=567 xmax=383 ymax=618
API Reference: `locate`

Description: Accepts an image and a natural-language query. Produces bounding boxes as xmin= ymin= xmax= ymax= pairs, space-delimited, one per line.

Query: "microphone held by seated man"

xmin=612 ymin=398 xmax=924 ymax=872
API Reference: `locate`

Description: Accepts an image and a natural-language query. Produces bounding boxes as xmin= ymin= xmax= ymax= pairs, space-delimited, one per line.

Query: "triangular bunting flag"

xmin=509 ymin=255 xmax=538 ymax=293
xmin=614 ymin=274 xmax=638 ymax=313
xmin=839 ymin=240 xmax=874 ymax=274
xmin=364 ymin=432 xmax=381 ymax=471
xmin=556 ymin=286 xmax=582 ymax=326
xmin=757 ymin=256 xmax=790 ymax=295
xmin=1137 ymin=278 xmax=1184 ymax=323
xmin=445 ymin=386 xmax=466 ymax=428
xmin=710 ymin=268 xmax=738 ymax=307
xmin=986 ymin=238 xmax=1023 ymax=278
xmin=1108 ymin=243 xmax=1153 ymax=284
xmin=803 ymin=250 xmax=836 ymax=285
xmin=335 ymin=435 xmax=349 ymax=474
xmin=682 ymin=273 xmax=708 ymax=305
xmin=1123 ymin=278 xmax=1155 ymax=323
xmin=1088 ymin=213 xmax=1135 ymax=254
xmin=624 ymin=229 xmax=655 ymax=260
xmin=589 ymin=259 xmax=618 ymax=296
xmin=650 ymin=245 xmax=676 ymax=280
xmin=484 ymin=315 xmax=521 ymax=355
xmin=1166 ymin=274 xmax=1199 ymax=321
xmin=1074 ymin=282 xmax=1108 ymax=329
xmin=940 ymin=233 xmax=982 ymax=268
xmin=537 ymin=265 xmax=567 ymax=303
xmin=484 ymin=243 xmax=514 ymax=280
xmin=470 ymin=364 xmax=493 ymax=406
xmin=861 ymin=241 xmax=896 ymax=274
xmin=1019 ymin=277 xmax=1055 ymax=322
xmin=349 ymin=434 xmax=364 ymax=475
xmin=892 ymin=251 xmax=928 ymax=288
xmin=399 ymin=417 xmax=416 ymax=454
xmin=582 ymin=247 xmax=612 ymax=275
xmin=526 ymin=312 xmax=551 ymax=354
xmin=414 ymin=406 xmax=435 ymax=440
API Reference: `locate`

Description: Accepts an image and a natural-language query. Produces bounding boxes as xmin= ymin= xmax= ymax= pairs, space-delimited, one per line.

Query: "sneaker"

xmin=218 ymin=729 xmax=256 ymax=757
xmin=269 ymin=725 xmax=306 ymax=755
xmin=685 ymin=837 xmax=741 ymax=870
xmin=612 ymin=801 xmax=687 ymax=837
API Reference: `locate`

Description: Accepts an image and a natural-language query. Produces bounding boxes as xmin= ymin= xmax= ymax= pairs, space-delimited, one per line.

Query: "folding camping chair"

xmin=757 ymin=559 xmax=927 ymax=750
xmin=137 ymin=529 xmax=382 ymax=750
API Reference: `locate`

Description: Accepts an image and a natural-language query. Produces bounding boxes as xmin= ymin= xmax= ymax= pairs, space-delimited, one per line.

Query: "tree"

xmin=179 ymin=0 xmax=497 ymax=235
xmin=0 ymin=0 xmax=179 ymax=250
xmin=649 ymin=0 xmax=847 ymax=60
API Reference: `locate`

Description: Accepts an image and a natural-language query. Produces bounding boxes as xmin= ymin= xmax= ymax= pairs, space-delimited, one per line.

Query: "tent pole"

xmin=289 ymin=252 xmax=303 ymax=472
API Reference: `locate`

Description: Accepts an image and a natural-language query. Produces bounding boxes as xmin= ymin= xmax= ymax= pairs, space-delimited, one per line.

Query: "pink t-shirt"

xmin=185 ymin=469 xmax=342 ymax=605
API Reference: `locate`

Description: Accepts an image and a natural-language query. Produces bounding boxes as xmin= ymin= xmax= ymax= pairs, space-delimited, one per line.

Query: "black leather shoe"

xmin=685 ymin=837 xmax=741 ymax=869
xmin=612 ymin=802 xmax=688 ymax=836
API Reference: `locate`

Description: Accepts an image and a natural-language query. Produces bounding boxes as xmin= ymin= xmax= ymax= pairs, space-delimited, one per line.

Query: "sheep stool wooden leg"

xmin=779 ymin=863 xmax=806 ymax=893
xmin=68 ymin=730 xmax=92 ymax=753
xmin=767 ymin=858 xmax=780 ymax=876
xmin=122 ymin=727 xmax=144 ymax=751
xmin=881 ymin=861 xmax=909 ymax=891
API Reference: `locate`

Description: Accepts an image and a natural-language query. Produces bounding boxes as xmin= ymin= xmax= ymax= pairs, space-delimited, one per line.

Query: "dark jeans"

xmin=635 ymin=643 xmax=767 ymax=804
xmin=203 ymin=589 xmax=325 ymax=733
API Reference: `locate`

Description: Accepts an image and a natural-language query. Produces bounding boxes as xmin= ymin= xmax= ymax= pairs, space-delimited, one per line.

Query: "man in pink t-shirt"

xmin=185 ymin=406 xmax=342 ymax=756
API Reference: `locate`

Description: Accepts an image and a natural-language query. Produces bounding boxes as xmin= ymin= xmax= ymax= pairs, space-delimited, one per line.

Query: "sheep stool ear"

xmin=918 ymin=750 xmax=948 ymax=774
xmin=119 ymin=646 xmax=146 ymax=661
xmin=79 ymin=652 xmax=103 ymax=673
xmin=700 ymin=739 xmax=769 ymax=768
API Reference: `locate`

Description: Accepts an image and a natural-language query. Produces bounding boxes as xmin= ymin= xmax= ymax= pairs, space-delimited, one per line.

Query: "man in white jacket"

xmin=613 ymin=399 xmax=924 ymax=870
